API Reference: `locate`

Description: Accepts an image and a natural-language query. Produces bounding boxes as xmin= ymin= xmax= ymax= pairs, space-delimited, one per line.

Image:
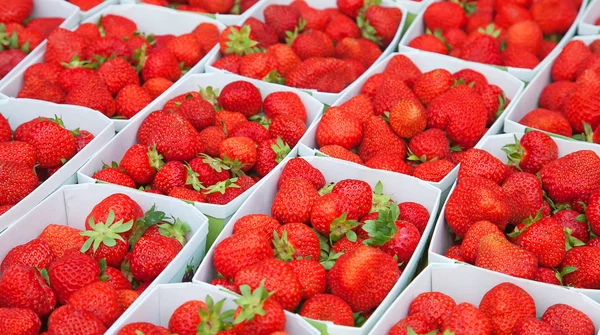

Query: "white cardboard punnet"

xmin=0 ymin=0 xmax=80 ymax=88
xmin=370 ymin=263 xmax=600 ymax=334
xmin=0 ymin=4 xmax=227 ymax=132
xmin=193 ymin=156 xmax=442 ymax=335
xmin=504 ymin=35 xmax=599 ymax=142
xmin=77 ymin=72 xmax=324 ymax=222
xmin=297 ymin=52 xmax=525 ymax=193
xmin=579 ymin=0 xmax=600 ymax=35
xmin=0 ymin=98 xmax=115 ymax=233
xmin=0 ymin=183 xmax=210 ymax=333
xmin=109 ymin=282 xmax=320 ymax=335
xmin=428 ymin=133 xmax=600 ymax=302
xmin=205 ymin=0 xmax=407 ymax=105
xmin=398 ymin=0 xmax=587 ymax=82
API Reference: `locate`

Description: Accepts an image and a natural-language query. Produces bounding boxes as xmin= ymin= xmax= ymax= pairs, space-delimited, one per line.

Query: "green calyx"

xmin=285 ymin=18 xmax=307 ymax=46
xmin=407 ymin=327 xmax=438 ymax=335
xmin=477 ymin=23 xmax=501 ymax=38
xmin=197 ymin=295 xmax=235 ymax=335
xmin=426 ymin=28 xmax=451 ymax=52
xmin=272 ymin=229 xmax=297 ymax=261
xmin=225 ymin=25 xmax=261 ymax=56
xmin=203 ymin=178 xmax=241 ymax=195
xmin=0 ymin=26 xmax=29 ymax=53
xmin=357 ymin=12 xmax=382 ymax=46
xmin=156 ymin=218 xmax=191 ymax=246
xmin=80 ymin=209 xmax=134 ymax=253
xmin=495 ymin=94 xmax=508 ymax=119
xmin=133 ymin=44 xmax=148 ymax=73
xmin=263 ymin=70 xmax=285 ymax=85
xmin=555 ymin=266 xmax=577 ymax=285
xmin=318 ymin=182 xmax=335 ymax=196
xmin=222 ymin=154 xmax=247 ymax=178
xmin=233 ymin=281 xmax=272 ymax=324
xmin=507 ymin=209 xmax=543 ymax=238
xmin=363 ymin=203 xmax=399 ymax=246
xmin=501 ymin=135 xmax=525 ymax=170
xmin=98 ymin=258 xmax=109 ymax=281
xmin=248 ymin=115 xmax=272 ymax=129
xmin=572 ymin=122 xmax=595 ymax=143
xmin=564 ymin=227 xmax=585 ymax=251
xmin=199 ymin=86 xmax=220 ymax=109
xmin=186 ymin=164 xmax=205 ymax=192
xmin=270 ymin=137 xmax=291 ymax=164
xmin=201 ymin=154 xmax=231 ymax=173
xmin=315 ymin=229 xmax=343 ymax=270
xmin=147 ymin=145 xmax=165 ymax=171
xmin=329 ymin=212 xmax=360 ymax=244
xmin=370 ymin=181 xmax=392 ymax=214
xmin=128 ymin=205 xmax=166 ymax=248
xmin=60 ymin=55 xmax=96 ymax=69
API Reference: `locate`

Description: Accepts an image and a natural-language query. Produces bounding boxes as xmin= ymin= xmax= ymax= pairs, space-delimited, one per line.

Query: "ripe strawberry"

xmin=555 ymin=209 xmax=590 ymax=243
xmin=144 ymin=112 xmax=203 ymax=162
xmin=476 ymin=234 xmax=538 ymax=279
xmin=358 ymin=115 xmax=407 ymax=162
xmin=0 ymin=0 xmax=33 ymax=24
xmin=142 ymin=77 xmax=173 ymax=100
xmin=254 ymin=137 xmax=291 ymax=177
xmin=299 ymin=294 xmax=354 ymax=326
xmin=202 ymin=178 xmax=247 ymax=204
xmin=324 ymin=14 xmax=360 ymax=43
xmin=117 ymin=289 xmax=139 ymax=310
xmin=213 ymin=110 xmax=246 ymax=135
xmin=74 ymin=22 xmax=101 ymax=42
xmin=286 ymin=57 xmax=353 ymax=93
xmin=100 ymin=15 xmax=136 ymax=39
xmin=408 ymin=292 xmax=456 ymax=328
xmin=141 ymin=49 xmax=181 ymax=82
xmin=104 ymin=266 xmax=132 ymax=291
xmin=503 ymin=172 xmax=549 ymax=225
xmin=214 ymin=231 xmax=274 ymax=280
xmin=513 ymin=317 xmax=562 ymax=334
xmin=291 ymin=30 xmax=335 ymax=61
xmin=1 ymin=239 xmax=54 ymax=273
xmin=459 ymin=220 xmax=504 ymax=264
xmin=332 ymin=179 xmax=372 ymax=220
xmin=560 ymin=246 xmax=600 ymax=288
xmin=44 ymin=28 xmax=87 ymax=64
xmin=316 ymin=107 xmax=362 ymax=150
xmin=264 ymin=4 xmax=300 ymax=40
xmin=130 ymin=235 xmax=182 ymax=282
xmin=68 ymin=281 xmax=121 ymax=327
xmin=412 ymin=159 xmax=456 ymax=182
xmin=273 ymin=222 xmax=320 ymax=261
xmin=408 ymin=128 xmax=450 ymax=163
xmin=479 ymin=283 xmax=536 ymax=335
xmin=506 ymin=21 xmax=542 ymax=55
xmin=288 ymin=259 xmax=326 ymax=300
xmin=445 ymin=177 xmax=510 ymax=237
xmin=84 ymin=36 xmax=130 ymax=61
xmin=0 ymin=49 xmax=26 ymax=80
xmin=503 ymin=131 xmax=558 ymax=175
xmin=479 ymin=84 xmax=507 ymax=125
xmin=458 ymin=148 xmax=508 ymax=184
xmin=510 ymin=216 xmax=565 ymax=268
xmin=552 ymin=41 xmax=591 ymax=82
xmin=239 ymin=52 xmax=280 ymax=81
xmin=0 ymin=161 xmax=38 ymax=206
xmin=152 ymin=161 xmax=189 ymax=194
xmin=460 ymin=35 xmax=502 ymax=65
xmin=168 ymin=187 xmax=206 ymax=203
xmin=265 ymin=44 xmax=301 ymax=77
xmin=47 ymin=252 xmax=100 ymax=305
xmin=232 ymin=214 xmax=280 ymax=238
xmin=17 ymin=75 xmax=66 ymax=104
xmin=119 ymin=144 xmax=164 ymax=185
xmin=453 ymin=69 xmax=488 ymax=92
xmin=233 ymin=284 xmax=286 ymax=335
xmin=23 ymin=62 xmax=63 ymax=85
xmin=503 ymin=46 xmax=540 ymax=69
xmin=541 ymin=304 xmax=595 ymax=335
xmin=0 ymin=141 xmax=36 ymax=168
xmin=219 ymin=136 xmax=256 ymax=173
xmin=167 ymin=300 xmax=207 ymax=335
xmin=269 ymin=114 xmax=306 ymax=147
xmin=365 ymin=155 xmax=410 ymax=175
xmin=47 ymin=305 xmax=106 ymax=335
xmin=412 ymin=69 xmax=454 ymax=106
xmin=0 ymin=307 xmax=41 ymax=335
xmin=97 ymin=57 xmax=139 ymax=95
xmin=388 ymin=99 xmax=427 ymax=139
xmin=86 ymin=193 xmax=142 ymax=236
xmin=0 ymin=265 xmax=56 ymax=317
xmin=383 ymin=55 xmax=421 ymax=89
xmin=277 ymin=157 xmax=325 ymax=189
xmin=0 ymin=114 xmax=11 ymax=142
xmin=57 ymin=67 xmax=98 ymax=93
xmin=242 ymin=18 xmax=278 ymax=49
xmin=531 ymin=0 xmax=577 ymax=35
xmin=290 ymin=1 xmax=328 ymax=31
xmin=360 ymin=6 xmax=402 ymax=46
xmin=337 ymin=94 xmax=374 ymax=124
xmin=115 ymin=84 xmax=153 ymax=119
xmin=319 ymin=145 xmax=363 ymax=165
xmin=519 ymin=108 xmax=573 ymax=137
xmin=166 ymin=33 xmax=203 ymax=68
xmin=334 ymin=37 xmax=382 ymax=69
xmin=218 ymin=81 xmax=262 ymax=117
xmin=564 ymin=82 xmax=600 ymax=134
xmin=73 ymin=130 xmax=94 ymax=153
xmin=226 ymin=120 xmax=269 ymax=143
xmin=262 ymin=91 xmax=306 ymax=122
xmin=408 ymin=34 xmax=448 ymax=54
xmin=309 ymin=193 xmax=349 ymax=236
xmin=373 ymin=76 xmax=420 ymax=116
xmin=92 ymin=165 xmax=136 ymax=188
xmin=423 ymin=1 xmax=467 ymax=32
xmin=328 ymin=245 xmax=400 ymax=312
xmin=38 ymin=224 xmax=86 ymax=258
xmin=66 ymin=77 xmax=116 ymax=117
xmin=388 ymin=314 xmax=437 ymax=335
xmin=271 ymin=177 xmax=320 ymax=224
xmin=442 ymin=303 xmax=493 ymax=335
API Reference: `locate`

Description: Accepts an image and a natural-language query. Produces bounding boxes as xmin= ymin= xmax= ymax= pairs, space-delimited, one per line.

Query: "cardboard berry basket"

xmin=0 ymin=183 xmax=210 ymax=333
xmin=205 ymin=0 xmax=407 ymax=105
xmin=504 ymin=35 xmax=599 ymax=140
xmin=193 ymin=156 xmax=442 ymax=335
xmin=118 ymin=0 xmax=262 ymax=26
xmin=370 ymin=263 xmax=600 ymax=334
xmin=428 ymin=133 xmax=600 ymax=302
xmin=0 ymin=4 xmax=227 ymax=132
xmin=0 ymin=0 xmax=80 ymax=88
xmin=109 ymin=282 xmax=320 ymax=335
xmin=297 ymin=51 xmax=525 ymax=195
xmin=578 ymin=0 xmax=600 ymax=35
xmin=77 ymin=72 xmax=325 ymax=248
xmin=0 ymin=98 xmax=115 ymax=233
xmin=398 ymin=0 xmax=587 ymax=82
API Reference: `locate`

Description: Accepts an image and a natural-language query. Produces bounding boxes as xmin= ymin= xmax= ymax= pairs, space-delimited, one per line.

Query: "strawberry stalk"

xmin=203 ymin=178 xmax=241 ymax=195
xmin=370 ymin=181 xmax=392 ymax=213
xmin=198 ymin=295 xmax=235 ymax=334
xmin=128 ymin=205 xmax=166 ymax=248
xmin=363 ymin=203 xmax=399 ymax=246
xmin=270 ymin=137 xmax=291 ymax=163
xmin=80 ymin=210 xmax=134 ymax=253
xmin=272 ymin=230 xmax=297 ymax=261
xmin=329 ymin=212 xmax=360 ymax=244
xmin=234 ymin=281 xmax=272 ymax=324
xmin=224 ymin=25 xmax=261 ymax=56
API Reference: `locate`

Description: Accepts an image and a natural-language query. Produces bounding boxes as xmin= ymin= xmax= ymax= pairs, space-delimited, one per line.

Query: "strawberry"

xmin=288 ymin=259 xmax=326 ymax=300
xmin=0 ymin=114 xmax=11 ymax=142
xmin=332 ymin=179 xmax=372 ymax=220
xmin=117 ymin=289 xmax=138 ymax=310
xmin=423 ymin=1 xmax=467 ymax=32
xmin=319 ymin=145 xmax=363 ymax=164
xmin=325 ymin=14 xmax=360 ymax=43
xmin=239 ymin=52 xmax=281 ymax=81
xmin=233 ymin=283 xmax=286 ymax=335
xmin=316 ymin=107 xmax=362 ymax=150
xmin=291 ymin=30 xmax=335 ymax=61
xmin=130 ymin=235 xmax=182 ymax=282
xmin=0 ymin=265 xmax=56 ymax=317
xmin=47 ymin=305 xmax=106 ymax=335
xmin=506 ymin=21 xmax=542 ymax=55
xmin=119 ymin=144 xmax=164 ymax=185
xmin=97 ymin=57 xmax=139 ymax=95
xmin=254 ymin=137 xmax=291 ymax=177
xmin=453 ymin=69 xmax=487 ymax=92
xmin=74 ymin=130 xmax=94 ymax=152
xmin=286 ymin=57 xmax=353 ymax=93
xmin=290 ymin=1 xmax=329 ymax=31
xmin=334 ymin=37 xmax=382 ymax=68
xmin=218 ymin=81 xmax=262 ymax=117
xmin=413 ymin=69 xmax=454 ymax=106
xmin=118 ymin=322 xmax=165 ymax=335
xmin=0 ymin=141 xmax=36 ymax=168
xmin=408 ymin=292 xmax=456 ymax=328
xmin=336 ymin=94 xmax=374 ymax=124
xmin=166 ymin=33 xmax=203 ymax=68
xmin=141 ymin=49 xmax=181 ymax=82
xmin=388 ymin=314 xmax=437 ymax=335
xmin=358 ymin=115 xmax=407 ymax=162
xmin=57 ymin=67 xmax=99 ymax=93
xmin=442 ymin=302 xmax=492 ymax=335
xmin=23 ymin=62 xmax=63 ymax=85
xmin=479 ymin=283 xmax=536 ymax=335
xmin=503 ymin=131 xmax=558 ymax=175
xmin=519 ymin=108 xmax=573 ymax=137
xmin=373 ymin=76 xmax=420 ymax=116
xmin=66 ymin=77 xmax=116 ymax=117
xmin=458 ymin=148 xmax=508 ymax=184
xmin=167 ymin=300 xmax=207 ymax=335
xmin=232 ymin=214 xmax=280 ymax=238
xmin=269 ymin=114 xmax=306 ymax=147
xmin=0 ymin=0 xmax=33 ymax=24
xmin=458 ymin=220 xmax=504 ymax=264
xmin=513 ymin=317 xmax=562 ymax=335
xmin=384 ymin=55 xmax=422 ymax=88
xmin=153 ymin=161 xmax=191 ymax=194
xmin=541 ymin=304 xmax=595 ymax=335
xmin=503 ymin=46 xmax=540 ymax=69
xmin=84 ymin=36 xmax=130 ymax=61
xmin=219 ymin=25 xmax=260 ymax=56
xmin=0 ymin=161 xmax=38 ymax=206
xmin=104 ymin=267 xmax=132 ymax=290
xmin=144 ymin=112 xmax=203 ymax=162
xmin=395 ymin=202 xmax=430 ymax=235
xmin=242 ymin=18 xmax=278 ymax=49
xmin=219 ymin=136 xmax=256 ymax=173
xmin=0 ymin=308 xmax=41 ymax=335
xmin=265 ymin=44 xmax=301 ymax=77
xmin=503 ymin=172 xmax=549 ymax=225
xmin=564 ymin=81 xmax=600 ymax=134
xmin=299 ymin=294 xmax=354 ymax=326
xmin=479 ymin=84 xmax=507 ymax=125
xmin=80 ymin=211 xmax=133 ymax=267
xmin=230 ymin=121 xmax=271 ymax=144
xmin=142 ymin=77 xmax=173 ymax=99
xmin=310 ymin=193 xmax=353 ymax=236
xmin=38 ymin=224 xmax=86 ymax=259
xmin=92 ymin=165 xmax=136 ymax=188
xmin=359 ymin=5 xmax=401 ymax=47
xmin=188 ymin=155 xmax=230 ymax=187
xmin=17 ymin=76 xmax=66 ymax=104
xmin=552 ymin=41 xmax=591 ymax=82
xmin=44 ymin=28 xmax=87 ymax=64
xmin=408 ymin=34 xmax=448 ymax=54
xmin=273 ymin=222 xmax=320 ymax=261
xmin=74 ymin=22 xmax=101 ymax=42
xmin=264 ymin=5 xmax=300 ymax=41
xmin=555 ymin=209 xmax=590 ymax=243
xmin=68 ymin=281 xmax=121 ymax=327
xmin=365 ymin=155 xmax=410 ymax=175
xmin=0 ymin=49 xmax=26 ymax=80
xmin=560 ymin=246 xmax=600 ymax=288
xmin=328 ymin=245 xmax=400 ymax=312
xmin=115 ymin=84 xmax=153 ymax=119
xmin=389 ymin=97 xmax=427 ymax=141
xmin=214 ymin=231 xmax=274 ymax=280
xmin=14 ymin=116 xmax=76 ymax=168
xmin=234 ymin=258 xmax=302 ymax=311
xmin=100 ymin=15 xmax=136 ymax=39
xmin=337 ymin=0 xmax=365 ymax=18
xmin=460 ymin=35 xmax=502 ymax=65
xmin=412 ymin=159 xmax=456 ymax=182
xmin=510 ymin=215 xmax=565 ymax=268
xmin=263 ymin=91 xmax=306 ymax=121
xmin=168 ymin=187 xmax=205 ymax=203
xmin=588 ymin=189 xmax=600 ymax=236
xmin=1 ymin=239 xmax=54 ymax=273
xmin=277 ymin=158 xmax=325 ymax=189
xmin=47 ymin=252 xmax=100 ymax=305
xmin=445 ymin=177 xmax=510 ymax=237
xmin=476 ymin=234 xmax=538 ymax=279
xmin=531 ymin=0 xmax=577 ymax=35
xmin=271 ymin=177 xmax=319 ymax=224
xmin=408 ymin=128 xmax=450 ymax=162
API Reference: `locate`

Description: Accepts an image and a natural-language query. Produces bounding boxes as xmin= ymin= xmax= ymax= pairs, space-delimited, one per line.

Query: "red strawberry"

xmin=264 ymin=4 xmax=300 ymax=40
xmin=388 ymin=99 xmax=427 ymax=139
xmin=167 ymin=300 xmax=207 ymax=335
xmin=423 ymin=1 xmax=467 ymax=32
xmin=513 ymin=317 xmax=561 ymax=334
xmin=365 ymin=154 xmax=411 ymax=175
xmin=564 ymin=80 xmax=600 ymax=134
xmin=47 ymin=305 xmax=106 ymax=335
xmin=291 ymin=30 xmax=335 ymax=61
xmin=97 ymin=57 xmax=139 ymax=95
xmin=232 ymin=214 xmax=280 ymax=238
xmin=142 ymin=77 xmax=173 ymax=100
xmin=408 ymin=34 xmax=448 ymax=55
xmin=141 ymin=49 xmax=181 ymax=82
xmin=74 ymin=22 xmax=101 ymax=42
xmin=0 ymin=265 xmax=56 ymax=317
xmin=38 ymin=224 xmax=85 ymax=259
xmin=17 ymin=75 xmax=66 ymax=104
xmin=269 ymin=114 xmax=306 ymax=147
xmin=319 ymin=145 xmax=363 ymax=165
xmin=298 ymin=294 xmax=354 ymax=326
xmin=476 ymin=234 xmax=538 ymax=279
xmin=44 ymin=28 xmax=87 ymax=64
xmin=188 ymin=155 xmax=230 ymax=187
xmin=555 ymin=209 xmax=590 ymax=243
xmin=273 ymin=222 xmax=320 ymax=261
xmin=413 ymin=69 xmax=454 ymax=106
xmin=0 ymin=141 xmax=36 ymax=168
xmin=265 ymin=43 xmax=301 ymax=77
xmin=255 ymin=137 xmax=291 ymax=178
xmin=384 ymin=55 xmax=422 ymax=88
xmin=214 ymin=231 xmax=274 ymax=280
xmin=373 ymin=76 xmax=419 ymax=116
xmin=100 ymin=15 xmax=137 ymax=39
xmin=263 ymin=91 xmax=306 ymax=122
xmin=242 ymin=18 xmax=278 ymax=49
xmin=119 ymin=144 xmax=164 ymax=185
xmin=288 ymin=259 xmax=326 ymax=300
xmin=337 ymin=0 xmax=365 ymax=18
xmin=92 ymin=165 xmax=136 ymax=188
xmin=130 ymin=235 xmax=182 ymax=282
xmin=458 ymin=148 xmax=508 ymax=184
xmin=0 ymin=0 xmax=33 ymax=24
xmin=316 ymin=107 xmax=362 ymax=150
xmin=0 ymin=160 xmax=37 ymax=206
xmin=459 ymin=220 xmax=504 ymax=264
xmin=57 ymin=67 xmax=99 ymax=93
xmin=218 ymin=81 xmax=262 ymax=117
xmin=286 ymin=57 xmax=353 ymax=93
xmin=408 ymin=128 xmax=450 ymax=163
xmin=66 ymin=77 xmax=116 ymax=117
xmin=115 ymin=84 xmax=153 ymax=119
xmin=531 ymin=0 xmax=577 ymax=35
xmin=503 ymin=172 xmax=549 ymax=225
xmin=519 ymin=108 xmax=573 ymax=137
xmin=503 ymin=46 xmax=540 ymax=69
xmin=334 ymin=37 xmax=381 ymax=68
xmin=460 ymin=35 xmax=502 ymax=65
xmin=233 ymin=283 xmax=286 ymax=335
xmin=442 ymin=303 xmax=493 ymax=335
xmin=552 ymin=41 xmax=591 ymax=82
xmin=359 ymin=5 xmax=401 ymax=47
xmin=239 ymin=52 xmax=280 ymax=81
xmin=560 ymin=246 xmax=600 ymax=288
xmin=1 ymin=238 xmax=54 ymax=273
xmin=0 ymin=308 xmax=41 ymax=335
xmin=68 ymin=281 xmax=121 ymax=327
xmin=388 ymin=314 xmax=437 ymax=335
xmin=412 ymin=159 xmax=456 ymax=182
xmin=23 ymin=62 xmax=63 ymax=85
xmin=168 ymin=187 xmax=206 ymax=203
xmin=47 ymin=252 xmax=100 ymax=305
xmin=0 ymin=114 xmax=11 ymax=142
xmin=104 ymin=266 xmax=132 ymax=291
xmin=325 ymin=14 xmax=360 ymax=43
xmin=290 ymin=1 xmax=329 ymax=31
xmin=408 ymin=291 xmax=457 ymax=328
xmin=479 ymin=283 xmax=536 ymax=335
xmin=271 ymin=177 xmax=320 ymax=224
xmin=84 ymin=36 xmax=130 ymax=61
xmin=277 ymin=157 xmax=325 ymax=189
xmin=503 ymin=131 xmax=558 ymax=175
xmin=153 ymin=161 xmax=191 ymax=194
xmin=358 ymin=115 xmax=407 ymax=162
xmin=510 ymin=215 xmax=565 ymax=268
xmin=541 ymin=304 xmax=595 ymax=335
xmin=143 ymin=112 xmax=203 ymax=162
xmin=166 ymin=33 xmax=203 ymax=68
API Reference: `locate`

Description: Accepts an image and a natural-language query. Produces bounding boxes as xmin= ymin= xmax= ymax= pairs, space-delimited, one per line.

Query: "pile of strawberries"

xmin=0 ymin=114 xmax=94 ymax=216
xmin=407 ymin=0 xmax=579 ymax=69
xmin=213 ymin=0 xmax=402 ymax=93
xmin=91 ymin=80 xmax=309 ymax=205
xmin=207 ymin=158 xmax=431 ymax=327
xmin=0 ymin=0 xmax=64 ymax=79
xmin=117 ymin=283 xmax=294 ymax=335
xmin=140 ymin=0 xmax=259 ymax=15
xmin=442 ymin=131 xmax=600 ymax=289
xmin=0 ymin=193 xmax=191 ymax=334
xmin=388 ymin=283 xmax=595 ymax=335
xmin=313 ymin=54 xmax=509 ymax=183
xmin=16 ymin=14 xmax=220 ymax=120
xmin=518 ymin=39 xmax=600 ymax=143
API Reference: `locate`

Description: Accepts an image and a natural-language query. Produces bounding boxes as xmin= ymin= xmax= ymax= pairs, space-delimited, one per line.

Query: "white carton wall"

xmin=109 ymin=282 xmax=320 ymax=335
xmin=370 ymin=264 xmax=600 ymax=334
xmin=398 ymin=0 xmax=587 ymax=82
xmin=0 ymin=183 xmax=210 ymax=333
xmin=206 ymin=0 xmax=407 ymax=105
xmin=298 ymin=52 xmax=525 ymax=192
xmin=194 ymin=156 xmax=442 ymax=335
xmin=0 ymin=98 xmax=115 ymax=233
xmin=429 ymin=133 xmax=600 ymax=302
xmin=77 ymin=72 xmax=325 ymax=220
xmin=579 ymin=0 xmax=600 ymax=35
xmin=504 ymin=35 xmax=600 ymax=140
xmin=0 ymin=4 xmax=227 ymax=132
